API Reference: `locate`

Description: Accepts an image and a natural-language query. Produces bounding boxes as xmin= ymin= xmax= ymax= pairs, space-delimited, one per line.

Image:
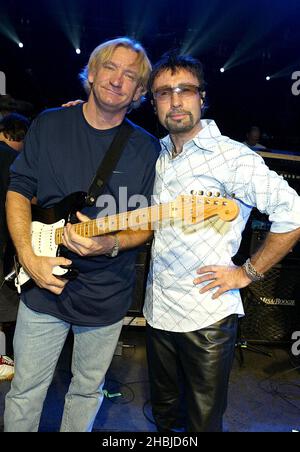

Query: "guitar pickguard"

xmin=31 ymin=219 xmax=65 ymax=256
xmin=15 ymin=219 xmax=67 ymax=293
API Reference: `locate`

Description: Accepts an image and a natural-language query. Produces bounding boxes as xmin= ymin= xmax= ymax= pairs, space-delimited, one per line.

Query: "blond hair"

xmin=79 ymin=37 xmax=152 ymax=110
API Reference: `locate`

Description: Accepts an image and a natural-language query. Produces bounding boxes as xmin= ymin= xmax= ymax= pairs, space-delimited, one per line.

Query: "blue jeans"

xmin=4 ymin=301 xmax=123 ymax=432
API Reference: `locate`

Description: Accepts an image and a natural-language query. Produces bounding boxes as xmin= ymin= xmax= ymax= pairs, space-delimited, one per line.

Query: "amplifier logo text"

xmin=260 ymin=297 xmax=295 ymax=307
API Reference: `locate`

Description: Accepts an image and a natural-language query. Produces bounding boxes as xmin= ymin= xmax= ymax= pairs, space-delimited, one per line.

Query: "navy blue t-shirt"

xmin=9 ymin=104 xmax=160 ymax=326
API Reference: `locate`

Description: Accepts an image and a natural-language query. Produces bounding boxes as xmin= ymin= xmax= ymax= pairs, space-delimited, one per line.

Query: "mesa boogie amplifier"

xmin=239 ymin=150 xmax=300 ymax=342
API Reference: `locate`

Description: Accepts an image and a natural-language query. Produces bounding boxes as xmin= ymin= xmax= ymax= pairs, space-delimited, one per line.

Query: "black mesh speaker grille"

xmin=241 ymin=263 xmax=300 ymax=342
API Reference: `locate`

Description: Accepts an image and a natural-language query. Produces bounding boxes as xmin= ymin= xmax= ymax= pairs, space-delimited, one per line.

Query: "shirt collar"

xmin=160 ymin=119 xmax=222 ymax=156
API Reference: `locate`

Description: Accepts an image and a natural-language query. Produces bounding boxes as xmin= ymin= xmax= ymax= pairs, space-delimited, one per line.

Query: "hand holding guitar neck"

xmin=61 ymin=211 xmax=116 ymax=257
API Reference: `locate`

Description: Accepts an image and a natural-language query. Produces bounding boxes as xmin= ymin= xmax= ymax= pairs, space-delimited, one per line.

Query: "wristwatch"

xmin=106 ymin=235 xmax=120 ymax=258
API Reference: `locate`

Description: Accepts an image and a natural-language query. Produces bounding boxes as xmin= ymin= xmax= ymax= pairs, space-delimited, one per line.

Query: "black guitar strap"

xmin=86 ymin=119 xmax=134 ymax=206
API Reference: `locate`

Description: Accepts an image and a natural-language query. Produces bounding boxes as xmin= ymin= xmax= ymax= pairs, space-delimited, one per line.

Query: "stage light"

xmin=18 ymin=42 xmax=24 ymax=48
xmin=266 ymin=76 xmax=271 ymax=81
xmin=0 ymin=15 xmax=22 ymax=48
xmin=54 ymin=4 xmax=83 ymax=59
xmin=220 ymin=67 xmax=225 ymax=73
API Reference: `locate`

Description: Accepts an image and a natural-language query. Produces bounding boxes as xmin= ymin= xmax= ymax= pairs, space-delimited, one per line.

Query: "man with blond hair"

xmin=4 ymin=37 xmax=159 ymax=432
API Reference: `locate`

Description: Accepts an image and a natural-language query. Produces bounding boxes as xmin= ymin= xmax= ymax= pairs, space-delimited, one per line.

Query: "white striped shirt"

xmin=143 ymin=120 xmax=300 ymax=332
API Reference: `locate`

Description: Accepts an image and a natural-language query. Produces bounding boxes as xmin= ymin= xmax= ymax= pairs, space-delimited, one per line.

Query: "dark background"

xmin=1 ymin=0 xmax=300 ymax=149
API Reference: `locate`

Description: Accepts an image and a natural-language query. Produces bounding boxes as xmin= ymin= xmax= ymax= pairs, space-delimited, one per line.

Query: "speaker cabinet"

xmin=240 ymin=262 xmax=300 ymax=343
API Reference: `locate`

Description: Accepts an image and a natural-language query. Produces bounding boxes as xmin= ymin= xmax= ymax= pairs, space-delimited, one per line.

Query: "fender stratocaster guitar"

xmin=4 ymin=191 xmax=239 ymax=293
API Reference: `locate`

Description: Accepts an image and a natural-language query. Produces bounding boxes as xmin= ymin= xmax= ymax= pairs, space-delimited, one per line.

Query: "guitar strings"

xmin=28 ymin=200 xmax=229 ymax=242
xmin=29 ymin=205 xmax=222 ymax=239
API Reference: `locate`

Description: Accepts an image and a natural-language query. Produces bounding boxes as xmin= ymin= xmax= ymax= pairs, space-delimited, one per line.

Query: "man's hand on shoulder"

xmin=61 ymin=100 xmax=84 ymax=108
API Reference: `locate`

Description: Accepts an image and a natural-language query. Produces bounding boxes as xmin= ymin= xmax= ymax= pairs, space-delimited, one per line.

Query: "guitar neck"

xmin=55 ymin=203 xmax=173 ymax=245
xmin=54 ymin=196 xmax=238 ymax=245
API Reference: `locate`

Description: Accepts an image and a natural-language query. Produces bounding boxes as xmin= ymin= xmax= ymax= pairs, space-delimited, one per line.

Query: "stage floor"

xmin=1 ymin=325 xmax=299 ymax=432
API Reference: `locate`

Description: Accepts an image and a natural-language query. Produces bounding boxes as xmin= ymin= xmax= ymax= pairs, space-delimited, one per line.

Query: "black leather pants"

xmin=146 ymin=315 xmax=238 ymax=432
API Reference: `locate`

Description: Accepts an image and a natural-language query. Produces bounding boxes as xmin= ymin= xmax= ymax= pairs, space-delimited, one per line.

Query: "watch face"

xmin=105 ymin=237 xmax=119 ymax=257
xmin=111 ymin=248 xmax=118 ymax=257
xmin=111 ymin=238 xmax=119 ymax=257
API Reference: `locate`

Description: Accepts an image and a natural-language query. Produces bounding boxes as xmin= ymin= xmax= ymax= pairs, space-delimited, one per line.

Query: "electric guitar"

xmin=3 ymin=191 xmax=239 ymax=293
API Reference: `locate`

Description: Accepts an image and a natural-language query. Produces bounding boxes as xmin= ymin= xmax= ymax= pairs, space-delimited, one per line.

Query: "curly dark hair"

xmin=0 ymin=113 xmax=30 ymax=142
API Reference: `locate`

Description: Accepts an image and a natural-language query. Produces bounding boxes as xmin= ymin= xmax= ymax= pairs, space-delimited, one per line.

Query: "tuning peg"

xmin=206 ymin=191 xmax=212 ymax=197
xmin=215 ymin=192 xmax=221 ymax=197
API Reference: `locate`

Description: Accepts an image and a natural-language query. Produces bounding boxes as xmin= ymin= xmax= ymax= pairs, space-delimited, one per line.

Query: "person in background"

xmin=0 ymin=95 xmax=33 ymax=121
xmin=143 ymin=52 xmax=300 ymax=432
xmin=0 ymin=113 xmax=30 ymax=382
xmin=244 ymin=125 xmax=266 ymax=151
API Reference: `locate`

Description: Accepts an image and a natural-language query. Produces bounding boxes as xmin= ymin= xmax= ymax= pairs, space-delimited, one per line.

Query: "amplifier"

xmin=257 ymin=151 xmax=300 ymax=194
xmin=232 ymin=150 xmax=300 ymax=263
xmin=240 ymin=262 xmax=300 ymax=343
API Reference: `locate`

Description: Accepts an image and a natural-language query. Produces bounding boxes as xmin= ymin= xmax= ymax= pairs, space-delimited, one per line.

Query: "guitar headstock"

xmin=174 ymin=195 xmax=239 ymax=223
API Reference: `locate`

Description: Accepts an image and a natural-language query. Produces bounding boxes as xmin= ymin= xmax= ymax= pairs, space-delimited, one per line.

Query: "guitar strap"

xmin=85 ymin=119 xmax=134 ymax=206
